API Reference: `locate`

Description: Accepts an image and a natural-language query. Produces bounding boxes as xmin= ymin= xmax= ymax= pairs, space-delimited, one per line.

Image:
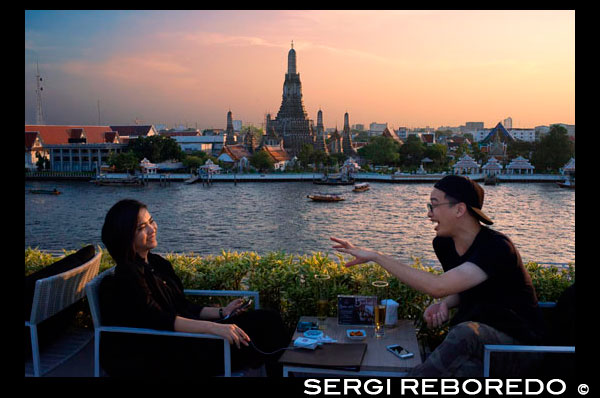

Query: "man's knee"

xmin=448 ymin=322 xmax=481 ymax=341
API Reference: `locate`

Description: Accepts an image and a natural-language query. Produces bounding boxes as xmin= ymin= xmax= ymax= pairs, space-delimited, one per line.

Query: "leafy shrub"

xmin=25 ymin=248 xmax=574 ymax=351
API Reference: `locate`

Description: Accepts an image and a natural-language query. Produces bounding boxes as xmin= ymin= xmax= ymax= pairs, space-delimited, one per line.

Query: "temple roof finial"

xmin=291 ymin=40 xmax=293 ymax=49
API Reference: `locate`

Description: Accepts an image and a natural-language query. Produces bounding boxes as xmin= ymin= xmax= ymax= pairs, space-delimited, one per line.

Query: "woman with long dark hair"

xmin=99 ymin=199 xmax=290 ymax=377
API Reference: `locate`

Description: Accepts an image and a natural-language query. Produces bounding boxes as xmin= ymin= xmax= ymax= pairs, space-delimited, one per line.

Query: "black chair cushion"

xmin=24 ymin=245 xmax=96 ymax=320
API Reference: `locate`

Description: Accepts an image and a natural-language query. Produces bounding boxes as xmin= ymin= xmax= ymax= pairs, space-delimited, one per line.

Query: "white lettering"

xmin=324 ymin=379 xmax=341 ymax=395
xmin=304 ymin=379 xmax=321 ymax=395
xmin=525 ymin=379 xmax=544 ymax=395
xmin=441 ymin=379 xmax=459 ymax=395
xmin=485 ymin=379 xmax=504 ymax=395
xmin=344 ymin=379 xmax=362 ymax=395
xmin=422 ymin=379 xmax=438 ymax=395
xmin=547 ymin=379 xmax=566 ymax=395
xmin=506 ymin=379 xmax=522 ymax=395
xmin=364 ymin=379 xmax=383 ymax=395
xmin=462 ymin=379 xmax=482 ymax=395
xmin=401 ymin=379 xmax=419 ymax=395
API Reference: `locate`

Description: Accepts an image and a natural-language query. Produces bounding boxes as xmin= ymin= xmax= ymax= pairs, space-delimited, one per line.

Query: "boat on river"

xmin=557 ymin=178 xmax=575 ymax=189
xmin=307 ymin=193 xmax=345 ymax=202
xmin=29 ymin=188 xmax=61 ymax=195
xmin=313 ymin=173 xmax=355 ymax=185
xmin=92 ymin=175 xmax=143 ymax=186
xmin=184 ymin=175 xmax=201 ymax=185
xmin=352 ymin=183 xmax=370 ymax=192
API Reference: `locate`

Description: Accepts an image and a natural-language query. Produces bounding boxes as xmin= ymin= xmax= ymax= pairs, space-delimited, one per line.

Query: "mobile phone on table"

xmin=386 ymin=344 xmax=414 ymax=359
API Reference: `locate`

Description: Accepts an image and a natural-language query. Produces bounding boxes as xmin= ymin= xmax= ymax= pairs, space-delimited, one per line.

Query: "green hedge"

xmin=25 ymin=247 xmax=574 ymax=350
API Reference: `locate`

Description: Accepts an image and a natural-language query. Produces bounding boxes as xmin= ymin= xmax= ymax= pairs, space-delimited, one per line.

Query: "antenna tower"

xmin=35 ymin=60 xmax=45 ymax=125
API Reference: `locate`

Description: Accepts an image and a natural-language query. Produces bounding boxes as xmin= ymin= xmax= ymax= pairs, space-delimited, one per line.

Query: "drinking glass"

xmin=315 ymin=274 xmax=331 ymax=329
xmin=372 ymin=281 xmax=389 ymax=338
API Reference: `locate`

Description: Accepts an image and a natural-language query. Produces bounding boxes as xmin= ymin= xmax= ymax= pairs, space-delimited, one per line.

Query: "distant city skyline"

xmin=25 ymin=10 xmax=574 ymax=129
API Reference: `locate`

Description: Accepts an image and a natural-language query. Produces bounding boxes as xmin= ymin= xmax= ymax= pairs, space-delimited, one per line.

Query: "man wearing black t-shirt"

xmin=331 ymin=175 xmax=544 ymax=377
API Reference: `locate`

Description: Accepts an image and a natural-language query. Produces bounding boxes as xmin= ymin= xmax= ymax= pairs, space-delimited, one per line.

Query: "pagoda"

xmin=261 ymin=114 xmax=284 ymax=148
xmin=314 ymin=108 xmax=328 ymax=153
xmin=267 ymin=42 xmax=315 ymax=156
xmin=329 ymin=127 xmax=342 ymax=154
xmin=225 ymin=110 xmax=236 ymax=145
xmin=342 ymin=112 xmax=357 ymax=156
xmin=453 ymin=154 xmax=480 ymax=175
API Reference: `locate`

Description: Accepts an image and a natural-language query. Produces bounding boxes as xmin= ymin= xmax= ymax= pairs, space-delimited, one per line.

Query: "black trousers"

xmin=101 ymin=309 xmax=291 ymax=377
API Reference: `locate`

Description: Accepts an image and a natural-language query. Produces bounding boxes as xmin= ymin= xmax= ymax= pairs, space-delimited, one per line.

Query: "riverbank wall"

xmin=26 ymin=172 xmax=567 ymax=184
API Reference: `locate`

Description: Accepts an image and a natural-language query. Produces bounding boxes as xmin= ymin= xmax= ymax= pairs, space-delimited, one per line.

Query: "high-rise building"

xmin=369 ymin=122 xmax=388 ymax=136
xmin=503 ymin=117 xmax=513 ymax=129
xmin=465 ymin=122 xmax=484 ymax=132
xmin=267 ymin=43 xmax=315 ymax=156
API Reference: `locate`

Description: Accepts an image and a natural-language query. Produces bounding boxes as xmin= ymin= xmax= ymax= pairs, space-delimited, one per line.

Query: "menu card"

xmin=337 ymin=295 xmax=377 ymax=325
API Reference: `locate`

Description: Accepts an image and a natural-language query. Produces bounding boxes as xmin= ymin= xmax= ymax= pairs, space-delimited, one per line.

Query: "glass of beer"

xmin=372 ymin=281 xmax=389 ymax=338
xmin=315 ymin=274 xmax=331 ymax=329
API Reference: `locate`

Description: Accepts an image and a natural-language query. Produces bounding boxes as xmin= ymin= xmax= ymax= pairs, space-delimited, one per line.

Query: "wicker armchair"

xmin=25 ymin=251 xmax=102 ymax=376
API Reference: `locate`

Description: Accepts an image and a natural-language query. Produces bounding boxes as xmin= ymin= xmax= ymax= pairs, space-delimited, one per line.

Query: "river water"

xmin=24 ymin=180 xmax=575 ymax=265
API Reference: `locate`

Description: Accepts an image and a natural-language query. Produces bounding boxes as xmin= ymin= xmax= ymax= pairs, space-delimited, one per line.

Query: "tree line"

xmin=95 ymin=124 xmax=573 ymax=174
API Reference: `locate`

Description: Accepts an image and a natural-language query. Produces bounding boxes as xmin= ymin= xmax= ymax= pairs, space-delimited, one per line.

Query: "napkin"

xmin=381 ymin=299 xmax=399 ymax=326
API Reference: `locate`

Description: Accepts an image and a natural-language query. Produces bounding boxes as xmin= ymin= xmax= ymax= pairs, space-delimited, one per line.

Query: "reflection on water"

xmin=25 ymin=180 xmax=574 ymax=264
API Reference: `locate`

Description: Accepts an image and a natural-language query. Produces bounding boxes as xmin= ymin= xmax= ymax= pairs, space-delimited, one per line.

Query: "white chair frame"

xmin=25 ymin=251 xmax=102 ymax=377
xmin=86 ymin=267 xmax=261 ymax=377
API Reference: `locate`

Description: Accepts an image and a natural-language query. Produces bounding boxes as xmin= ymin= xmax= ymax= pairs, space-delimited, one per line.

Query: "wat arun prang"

xmin=266 ymin=43 xmax=317 ymax=157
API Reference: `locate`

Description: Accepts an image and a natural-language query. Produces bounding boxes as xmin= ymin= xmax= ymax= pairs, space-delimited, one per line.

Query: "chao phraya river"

xmin=25 ymin=180 xmax=574 ymax=265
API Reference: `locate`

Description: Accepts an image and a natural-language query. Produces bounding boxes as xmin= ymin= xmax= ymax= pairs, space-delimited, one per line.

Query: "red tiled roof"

xmin=110 ymin=125 xmax=155 ymax=137
xmin=221 ymin=145 xmax=252 ymax=161
xmin=263 ymin=145 xmax=291 ymax=162
xmin=104 ymin=131 xmax=120 ymax=143
xmin=25 ymin=125 xmax=116 ymax=145
xmin=421 ymin=134 xmax=434 ymax=144
xmin=382 ymin=127 xmax=402 ymax=143
xmin=25 ymin=131 xmax=42 ymax=150
xmin=68 ymin=128 xmax=84 ymax=140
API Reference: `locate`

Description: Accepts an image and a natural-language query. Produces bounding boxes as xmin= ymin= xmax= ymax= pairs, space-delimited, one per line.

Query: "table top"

xmin=282 ymin=316 xmax=422 ymax=374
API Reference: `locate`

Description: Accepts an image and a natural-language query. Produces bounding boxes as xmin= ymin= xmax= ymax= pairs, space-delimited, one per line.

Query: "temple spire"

xmin=225 ymin=109 xmax=236 ymax=145
xmin=288 ymin=43 xmax=297 ymax=74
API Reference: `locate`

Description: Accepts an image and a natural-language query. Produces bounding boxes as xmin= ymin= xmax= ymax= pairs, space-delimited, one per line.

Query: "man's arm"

xmin=372 ymin=252 xmax=488 ymax=298
xmin=331 ymin=237 xmax=489 ymax=298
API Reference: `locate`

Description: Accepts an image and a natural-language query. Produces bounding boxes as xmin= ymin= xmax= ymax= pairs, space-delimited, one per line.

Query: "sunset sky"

xmin=25 ymin=10 xmax=575 ymax=130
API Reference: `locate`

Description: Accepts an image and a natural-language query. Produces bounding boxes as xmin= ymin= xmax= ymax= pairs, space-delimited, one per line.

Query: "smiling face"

xmin=428 ymin=188 xmax=459 ymax=237
xmin=133 ymin=208 xmax=158 ymax=259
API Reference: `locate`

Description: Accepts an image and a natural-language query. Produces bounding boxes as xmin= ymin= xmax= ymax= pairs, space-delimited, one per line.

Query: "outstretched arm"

xmin=331 ymin=237 xmax=488 ymax=298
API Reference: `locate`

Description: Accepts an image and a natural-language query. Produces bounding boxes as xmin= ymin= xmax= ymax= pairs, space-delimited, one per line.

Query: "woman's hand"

xmin=223 ymin=298 xmax=248 ymax=317
xmin=330 ymin=237 xmax=376 ymax=267
xmin=211 ymin=322 xmax=251 ymax=349
xmin=423 ymin=300 xmax=449 ymax=329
